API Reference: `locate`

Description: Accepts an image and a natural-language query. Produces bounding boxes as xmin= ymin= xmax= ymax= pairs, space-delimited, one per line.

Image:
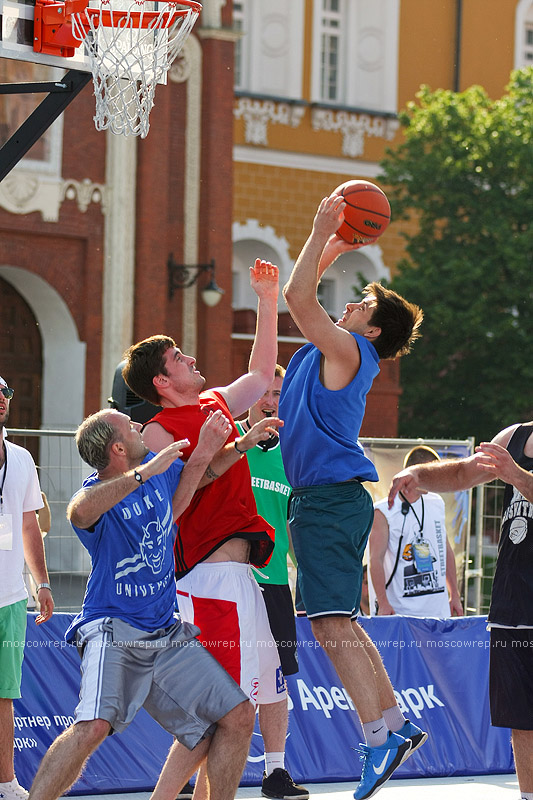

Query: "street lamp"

xmin=167 ymin=255 xmax=225 ymax=307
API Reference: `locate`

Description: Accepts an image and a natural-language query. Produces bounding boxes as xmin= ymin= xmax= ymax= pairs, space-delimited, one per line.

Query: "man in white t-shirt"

xmin=369 ymin=446 xmax=463 ymax=617
xmin=0 ymin=375 xmax=54 ymax=800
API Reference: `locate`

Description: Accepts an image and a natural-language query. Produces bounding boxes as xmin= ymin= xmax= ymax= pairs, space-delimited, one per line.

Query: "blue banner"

xmin=14 ymin=613 xmax=514 ymax=794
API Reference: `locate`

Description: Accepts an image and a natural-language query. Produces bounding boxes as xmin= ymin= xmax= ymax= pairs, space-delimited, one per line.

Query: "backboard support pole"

xmin=0 ymin=69 xmax=91 ymax=182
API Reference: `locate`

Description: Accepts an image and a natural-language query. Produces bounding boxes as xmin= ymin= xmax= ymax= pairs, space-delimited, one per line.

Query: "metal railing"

xmin=8 ymin=427 xmax=90 ymax=612
xmin=8 ymin=428 xmax=504 ymax=615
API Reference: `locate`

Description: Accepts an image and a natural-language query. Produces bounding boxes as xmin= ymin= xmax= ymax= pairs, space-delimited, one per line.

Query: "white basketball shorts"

xmin=176 ymin=561 xmax=287 ymax=705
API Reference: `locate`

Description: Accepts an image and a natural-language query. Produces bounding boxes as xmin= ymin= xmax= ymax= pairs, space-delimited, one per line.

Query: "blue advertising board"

xmin=14 ymin=613 xmax=514 ymax=793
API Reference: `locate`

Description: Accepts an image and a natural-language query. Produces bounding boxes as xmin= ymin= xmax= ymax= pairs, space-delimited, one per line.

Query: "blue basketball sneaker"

xmin=396 ymin=719 xmax=428 ymax=756
xmin=353 ymin=731 xmax=411 ymax=800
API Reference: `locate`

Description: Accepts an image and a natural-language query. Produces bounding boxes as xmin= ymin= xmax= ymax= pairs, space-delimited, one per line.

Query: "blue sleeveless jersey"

xmin=279 ymin=333 xmax=379 ymax=487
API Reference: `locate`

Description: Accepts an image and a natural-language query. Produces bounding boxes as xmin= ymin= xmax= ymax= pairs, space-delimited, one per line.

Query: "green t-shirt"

xmin=236 ymin=421 xmax=291 ymax=584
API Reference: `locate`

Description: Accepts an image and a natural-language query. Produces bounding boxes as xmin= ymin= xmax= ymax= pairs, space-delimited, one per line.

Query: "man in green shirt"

xmin=236 ymin=365 xmax=308 ymax=800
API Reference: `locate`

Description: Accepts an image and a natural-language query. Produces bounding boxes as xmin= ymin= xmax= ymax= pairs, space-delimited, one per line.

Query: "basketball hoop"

xmin=34 ymin=0 xmax=201 ymax=137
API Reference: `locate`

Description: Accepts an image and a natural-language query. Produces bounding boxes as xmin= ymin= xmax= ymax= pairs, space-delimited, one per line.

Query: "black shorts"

xmin=259 ymin=583 xmax=299 ymax=676
xmin=489 ymin=627 xmax=533 ymax=730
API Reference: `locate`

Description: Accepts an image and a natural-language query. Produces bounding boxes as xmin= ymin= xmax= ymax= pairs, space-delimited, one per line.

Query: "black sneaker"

xmin=261 ymin=769 xmax=309 ymax=800
xmin=175 ymin=783 xmax=194 ymax=800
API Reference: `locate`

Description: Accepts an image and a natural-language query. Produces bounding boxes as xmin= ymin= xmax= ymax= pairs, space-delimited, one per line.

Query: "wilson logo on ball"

xmin=333 ymin=179 xmax=391 ymax=244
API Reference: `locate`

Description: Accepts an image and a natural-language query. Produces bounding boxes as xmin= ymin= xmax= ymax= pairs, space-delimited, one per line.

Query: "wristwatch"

xmin=133 ymin=469 xmax=144 ymax=485
xmin=36 ymin=583 xmax=52 ymax=592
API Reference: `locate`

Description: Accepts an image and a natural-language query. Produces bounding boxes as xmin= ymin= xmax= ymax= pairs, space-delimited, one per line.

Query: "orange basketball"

xmin=333 ymin=180 xmax=391 ymax=245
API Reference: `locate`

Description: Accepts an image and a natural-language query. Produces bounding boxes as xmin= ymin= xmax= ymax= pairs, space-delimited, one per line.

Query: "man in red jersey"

xmin=124 ymin=260 xmax=306 ymax=800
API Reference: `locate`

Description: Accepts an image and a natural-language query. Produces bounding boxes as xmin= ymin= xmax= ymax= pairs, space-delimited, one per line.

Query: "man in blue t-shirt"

xmin=28 ymin=409 xmax=254 ymax=800
xmin=278 ymin=194 xmax=425 ymax=800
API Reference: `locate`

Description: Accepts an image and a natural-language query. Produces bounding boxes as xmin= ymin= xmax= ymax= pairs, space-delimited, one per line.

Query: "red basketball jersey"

xmin=150 ymin=391 xmax=274 ymax=578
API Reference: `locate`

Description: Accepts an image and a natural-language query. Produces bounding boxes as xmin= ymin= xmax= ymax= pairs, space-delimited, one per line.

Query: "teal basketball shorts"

xmin=288 ymin=480 xmax=374 ymax=619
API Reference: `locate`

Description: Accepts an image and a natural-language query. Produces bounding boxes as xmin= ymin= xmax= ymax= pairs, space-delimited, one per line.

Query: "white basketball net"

xmin=70 ymin=0 xmax=201 ymax=138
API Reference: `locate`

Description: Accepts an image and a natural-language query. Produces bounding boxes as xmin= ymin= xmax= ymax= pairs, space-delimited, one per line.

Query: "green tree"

xmin=380 ymin=69 xmax=533 ymax=444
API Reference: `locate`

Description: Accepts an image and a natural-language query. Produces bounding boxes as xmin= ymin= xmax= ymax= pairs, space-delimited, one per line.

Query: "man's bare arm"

xmin=172 ymin=411 xmax=233 ymax=518
xmin=474 ymin=441 xmax=533 ymax=503
xmin=388 ymin=456 xmax=487 ymax=509
xmin=282 ymin=195 xmax=363 ymax=389
xmin=368 ymin=509 xmax=395 ymax=616
xmin=197 ymin=417 xmax=284 ymax=489
xmin=216 ymin=259 xmax=279 ymax=419
xmin=68 ymin=441 xmax=189 ymax=530
xmin=22 ymin=510 xmax=54 ymax=625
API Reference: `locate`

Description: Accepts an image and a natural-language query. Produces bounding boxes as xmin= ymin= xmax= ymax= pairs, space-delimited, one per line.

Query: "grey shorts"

xmin=74 ymin=617 xmax=248 ymax=749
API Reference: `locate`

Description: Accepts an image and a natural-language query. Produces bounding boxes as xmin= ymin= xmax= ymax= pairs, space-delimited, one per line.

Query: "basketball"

xmin=333 ymin=179 xmax=391 ymax=245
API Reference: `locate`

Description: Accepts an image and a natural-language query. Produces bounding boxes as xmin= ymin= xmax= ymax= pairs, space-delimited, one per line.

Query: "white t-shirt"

xmin=0 ymin=439 xmax=44 ymax=609
xmin=369 ymin=492 xmax=451 ymax=618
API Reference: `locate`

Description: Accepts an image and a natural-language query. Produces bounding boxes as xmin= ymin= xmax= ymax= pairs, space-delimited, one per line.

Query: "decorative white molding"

xmin=234 ymin=97 xmax=305 ymax=146
xmin=232 ymin=219 xmax=292 ymax=303
xmin=0 ymin=171 xmax=105 ymax=221
xmin=234 ymin=144 xmax=381 ymax=179
xmin=311 ymin=109 xmax=400 ymax=158
xmin=61 ymin=178 xmax=107 ymax=214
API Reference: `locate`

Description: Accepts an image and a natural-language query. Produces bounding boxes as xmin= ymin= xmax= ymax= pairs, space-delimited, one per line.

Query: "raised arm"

xmin=387 ymin=456 xmax=487 ymax=509
xmin=68 ymin=441 xmax=189 ymax=530
xmin=216 ymin=259 xmax=279 ymax=419
xmin=388 ymin=425 xmax=529 ymax=507
xmin=201 ymin=416 xmax=284 ymax=487
xmin=282 ymin=195 xmax=365 ymax=388
xmin=171 ymin=410 xmax=233 ymax=518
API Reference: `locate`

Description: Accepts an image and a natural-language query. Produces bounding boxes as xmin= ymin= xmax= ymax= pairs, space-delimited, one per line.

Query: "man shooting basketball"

xmin=278 ymin=194 xmax=425 ymax=800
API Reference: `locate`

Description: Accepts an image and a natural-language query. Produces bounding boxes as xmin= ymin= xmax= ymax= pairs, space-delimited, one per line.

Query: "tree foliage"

xmin=380 ymin=69 xmax=533 ymax=444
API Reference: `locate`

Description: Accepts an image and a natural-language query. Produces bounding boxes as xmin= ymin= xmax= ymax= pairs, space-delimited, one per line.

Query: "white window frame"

xmin=234 ymin=0 xmax=304 ymax=100
xmin=311 ymin=0 xmax=399 ymax=113
xmin=317 ymin=0 xmax=345 ymax=104
xmin=515 ymin=0 xmax=533 ymax=67
xmin=233 ymin=0 xmax=248 ymax=91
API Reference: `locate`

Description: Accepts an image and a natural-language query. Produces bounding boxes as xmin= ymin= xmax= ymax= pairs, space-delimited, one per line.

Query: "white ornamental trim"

xmin=234 ymin=97 xmax=305 ymax=146
xmin=312 ymin=109 xmax=400 ymax=158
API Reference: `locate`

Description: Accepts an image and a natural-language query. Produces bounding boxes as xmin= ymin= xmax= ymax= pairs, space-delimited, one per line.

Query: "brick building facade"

xmin=0 ymin=0 xmax=529 ymax=437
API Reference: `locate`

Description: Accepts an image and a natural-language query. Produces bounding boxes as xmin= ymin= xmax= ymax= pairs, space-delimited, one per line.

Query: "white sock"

xmin=265 ymin=752 xmax=285 ymax=775
xmin=382 ymin=704 xmax=407 ymax=733
xmin=362 ymin=717 xmax=388 ymax=747
xmin=521 ymin=794 xmax=533 ymax=799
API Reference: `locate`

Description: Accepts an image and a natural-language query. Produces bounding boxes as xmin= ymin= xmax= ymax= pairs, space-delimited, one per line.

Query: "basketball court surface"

xmin=71 ymin=773 xmax=519 ymax=800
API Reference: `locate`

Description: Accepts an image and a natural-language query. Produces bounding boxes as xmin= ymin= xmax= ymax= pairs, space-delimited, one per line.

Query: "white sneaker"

xmin=0 ymin=779 xmax=29 ymax=800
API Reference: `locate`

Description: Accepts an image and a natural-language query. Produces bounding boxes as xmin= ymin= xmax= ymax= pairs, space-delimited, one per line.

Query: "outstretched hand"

xmin=144 ymin=439 xmax=190 ymax=478
xmin=473 ymin=442 xmax=522 ymax=484
xmin=195 ymin=409 xmax=233 ymax=460
xmin=388 ymin=468 xmax=426 ymax=508
xmin=316 ymin=195 xmax=367 ymax=276
xmin=313 ymin=194 xmax=346 ymax=240
xmin=239 ymin=416 xmax=284 ymax=449
xmin=250 ymin=258 xmax=279 ymax=302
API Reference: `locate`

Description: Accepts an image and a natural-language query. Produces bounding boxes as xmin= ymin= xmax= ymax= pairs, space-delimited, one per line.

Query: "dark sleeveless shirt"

xmin=488 ymin=423 xmax=533 ymax=626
